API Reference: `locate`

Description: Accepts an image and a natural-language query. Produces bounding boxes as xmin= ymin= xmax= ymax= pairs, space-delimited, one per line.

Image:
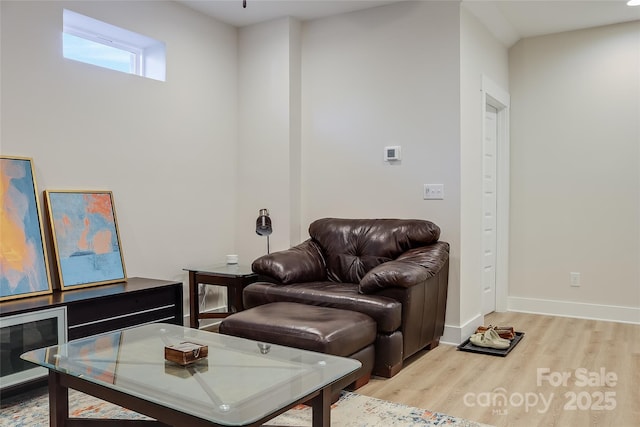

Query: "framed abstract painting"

xmin=44 ymin=190 xmax=126 ymax=290
xmin=0 ymin=156 xmax=53 ymax=301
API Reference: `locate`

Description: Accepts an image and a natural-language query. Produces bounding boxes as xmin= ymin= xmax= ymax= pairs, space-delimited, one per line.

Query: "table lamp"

xmin=255 ymin=208 xmax=272 ymax=254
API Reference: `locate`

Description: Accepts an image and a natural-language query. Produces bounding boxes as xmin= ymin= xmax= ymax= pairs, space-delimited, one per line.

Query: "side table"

xmin=184 ymin=265 xmax=260 ymax=329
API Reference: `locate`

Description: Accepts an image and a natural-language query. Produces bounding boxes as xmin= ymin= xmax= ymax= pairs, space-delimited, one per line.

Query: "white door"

xmin=482 ymin=104 xmax=498 ymax=314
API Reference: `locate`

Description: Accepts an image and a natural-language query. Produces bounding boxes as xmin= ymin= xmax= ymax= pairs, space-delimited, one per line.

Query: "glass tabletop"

xmin=183 ymin=264 xmax=256 ymax=277
xmin=21 ymin=323 xmax=360 ymax=426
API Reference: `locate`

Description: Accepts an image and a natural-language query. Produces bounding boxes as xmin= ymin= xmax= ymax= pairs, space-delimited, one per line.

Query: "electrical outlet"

xmin=570 ymin=272 xmax=581 ymax=287
xmin=423 ymin=184 xmax=444 ymax=200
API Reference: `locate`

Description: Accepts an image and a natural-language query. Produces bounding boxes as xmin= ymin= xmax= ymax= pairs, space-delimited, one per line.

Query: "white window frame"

xmin=63 ymin=9 xmax=165 ymax=81
xmin=63 ymin=27 xmax=143 ymax=75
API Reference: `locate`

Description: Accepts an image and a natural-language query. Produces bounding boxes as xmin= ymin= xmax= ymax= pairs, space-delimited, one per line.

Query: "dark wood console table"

xmin=0 ymin=277 xmax=183 ymax=395
xmin=1 ymin=277 xmax=183 ymax=339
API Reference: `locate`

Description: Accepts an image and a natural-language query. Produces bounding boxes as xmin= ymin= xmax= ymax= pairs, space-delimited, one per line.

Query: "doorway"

xmin=482 ymin=104 xmax=498 ymax=314
xmin=481 ymin=75 xmax=510 ymax=315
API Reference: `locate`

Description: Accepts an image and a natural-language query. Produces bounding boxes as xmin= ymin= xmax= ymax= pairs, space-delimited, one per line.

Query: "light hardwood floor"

xmin=357 ymin=312 xmax=640 ymax=427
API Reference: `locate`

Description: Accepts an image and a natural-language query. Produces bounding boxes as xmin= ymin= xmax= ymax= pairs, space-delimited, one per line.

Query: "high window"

xmin=63 ymin=9 xmax=166 ymax=81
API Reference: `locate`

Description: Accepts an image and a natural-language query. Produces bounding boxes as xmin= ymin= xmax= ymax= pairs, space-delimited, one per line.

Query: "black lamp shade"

xmin=256 ymin=208 xmax=272 ymax=236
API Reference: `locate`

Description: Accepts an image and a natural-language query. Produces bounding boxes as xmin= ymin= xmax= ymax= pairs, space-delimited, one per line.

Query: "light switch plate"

xmin=423 ymin=184 xmax=444 ymax=200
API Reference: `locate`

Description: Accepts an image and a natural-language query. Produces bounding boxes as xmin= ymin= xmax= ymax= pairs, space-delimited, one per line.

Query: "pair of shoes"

xmin=470 ymin=329 xmax=511 ymax=350
xmin=475 ymin=325 xmax=515 ymax=340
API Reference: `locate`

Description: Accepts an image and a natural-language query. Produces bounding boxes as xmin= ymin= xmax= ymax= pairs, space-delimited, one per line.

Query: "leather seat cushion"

xmin=219 ymin=302 xmax=376 ymax=357
xmin=243 ymin=281 xmax=402 ymax=333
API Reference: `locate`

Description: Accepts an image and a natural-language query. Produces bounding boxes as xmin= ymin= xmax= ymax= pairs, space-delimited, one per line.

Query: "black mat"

xmin=457 ymin=331 xmax=524 ymax=357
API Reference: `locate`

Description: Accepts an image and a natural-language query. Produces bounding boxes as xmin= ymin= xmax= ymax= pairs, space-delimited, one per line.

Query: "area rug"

xmin=0 ymin=386 xmax=492 ymax=427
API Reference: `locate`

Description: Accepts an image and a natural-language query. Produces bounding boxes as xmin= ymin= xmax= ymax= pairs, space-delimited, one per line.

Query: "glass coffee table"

xmin=21 ymin=323 xmax=361 ymax=427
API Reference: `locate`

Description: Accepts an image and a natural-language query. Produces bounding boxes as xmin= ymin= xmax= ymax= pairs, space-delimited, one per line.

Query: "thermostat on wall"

xmin=384 ymin=146 xmax=401 ymax=162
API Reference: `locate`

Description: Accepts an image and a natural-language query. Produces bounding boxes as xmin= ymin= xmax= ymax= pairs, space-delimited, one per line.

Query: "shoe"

xmin=469 ymin=329 xmax=510 ymax=350
xmin=475 ymin=325 xmax=515 ymax=340
xmin=486 ymin=329 xmax=511 ymax=345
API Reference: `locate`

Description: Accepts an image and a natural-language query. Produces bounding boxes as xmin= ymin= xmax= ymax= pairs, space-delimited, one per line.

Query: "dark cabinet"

xmin=0 ymin=277 xmax=183 ymax=394
xmin=65 ymin=280 xmax=182 ymax=339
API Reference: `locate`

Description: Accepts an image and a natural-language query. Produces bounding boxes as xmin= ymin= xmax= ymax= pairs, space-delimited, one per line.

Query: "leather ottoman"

xmin=219 ymin=302 xmax=376 ymax=394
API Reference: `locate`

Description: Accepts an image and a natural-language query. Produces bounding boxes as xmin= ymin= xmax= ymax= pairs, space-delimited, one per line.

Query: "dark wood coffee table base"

xmin=48 ymin=370 xmax=332 ymax=427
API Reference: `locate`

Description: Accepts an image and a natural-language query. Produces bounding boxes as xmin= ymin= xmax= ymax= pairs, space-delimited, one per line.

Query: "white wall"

xmin=7 ymin=0 xmax=633 ymax=334
xmin=235 ymin=17 xmax=302 ymax=265
xmin=458 ymin=6 xmax=509 ymax=340
xmin=509 ymin=21 xmax=640 ymax=322
xmin=0 ymin=1 xmax=238 ymax=318
xmin=300 ymin=1 xmax=462 ymax=326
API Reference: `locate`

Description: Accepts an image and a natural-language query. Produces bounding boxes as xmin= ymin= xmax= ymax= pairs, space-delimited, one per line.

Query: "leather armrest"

xmin=359 ymin=241 xmax=450 ymax=294
xmin=252 ymin=239 xmax=327 ymax=284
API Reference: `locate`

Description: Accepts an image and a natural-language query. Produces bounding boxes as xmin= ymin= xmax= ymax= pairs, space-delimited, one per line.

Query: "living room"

xmin=1 ymin=0 xmax=638 ymax=426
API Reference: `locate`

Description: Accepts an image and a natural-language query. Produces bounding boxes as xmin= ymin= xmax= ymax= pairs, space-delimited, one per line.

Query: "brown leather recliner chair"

xmin=244 ymin=218 xmax=449 ymax=378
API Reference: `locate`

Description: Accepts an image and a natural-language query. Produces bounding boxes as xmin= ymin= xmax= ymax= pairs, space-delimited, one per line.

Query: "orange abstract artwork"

xmin=0 ymin=157 xmax=51 ymax=300
xmin=45 ymin=190 xmax=125 ymax=289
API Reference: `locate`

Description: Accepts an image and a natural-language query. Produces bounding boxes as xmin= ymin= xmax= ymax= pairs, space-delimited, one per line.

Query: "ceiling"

xmin=464 ymin=0 xmax=640 ymax=46
xmin=177 ymin=0 xmax=639 ymax=46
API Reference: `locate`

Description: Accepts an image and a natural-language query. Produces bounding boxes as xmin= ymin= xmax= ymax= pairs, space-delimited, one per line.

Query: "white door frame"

xmin=481 ymin=75 xmax=510 ymax=312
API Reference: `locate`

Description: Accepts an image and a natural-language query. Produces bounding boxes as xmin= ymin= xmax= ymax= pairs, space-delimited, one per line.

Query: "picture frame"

xmin=44 ymin=190 xmax=126 ymax=290
xmin=0 ymin=156 xmax=53 ymax=301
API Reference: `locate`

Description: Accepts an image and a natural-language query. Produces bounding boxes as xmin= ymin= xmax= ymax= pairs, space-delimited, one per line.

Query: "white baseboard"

xmin=441 ymin=313 xmax=484 ymax=346
xmin=186 ymin=299 xmax=639 ymax=346
xmin=440 ymin=297 xmax=640 ymax=346
xmin=507 ymin=296 xmax=640 ymax=325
